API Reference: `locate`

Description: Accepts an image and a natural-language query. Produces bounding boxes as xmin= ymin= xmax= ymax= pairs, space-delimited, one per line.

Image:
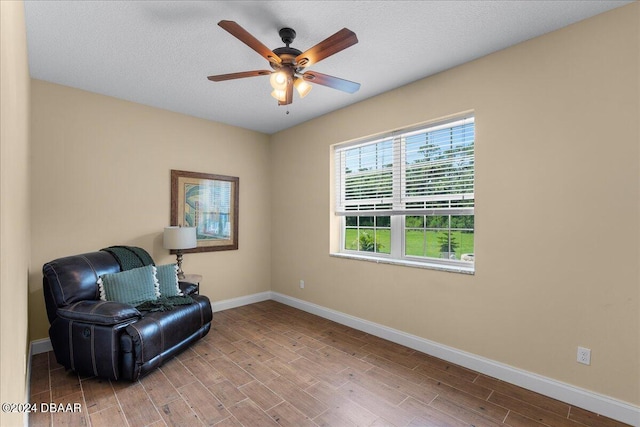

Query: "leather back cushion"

xmin=43 ymin=252 xmax=121 ymax=321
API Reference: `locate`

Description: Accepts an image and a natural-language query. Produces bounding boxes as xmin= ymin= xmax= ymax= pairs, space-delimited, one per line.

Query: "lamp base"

xmin=175 ymin=251 xmax=186 ymax=279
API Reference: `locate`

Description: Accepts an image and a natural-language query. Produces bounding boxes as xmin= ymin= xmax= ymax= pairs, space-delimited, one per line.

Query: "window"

xmin=334 ymin=116 xmax=475 ymax=272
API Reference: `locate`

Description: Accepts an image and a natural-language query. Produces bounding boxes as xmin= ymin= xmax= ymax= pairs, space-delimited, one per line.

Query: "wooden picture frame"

xmin=171 ymin=170 xmax=239 ymax=252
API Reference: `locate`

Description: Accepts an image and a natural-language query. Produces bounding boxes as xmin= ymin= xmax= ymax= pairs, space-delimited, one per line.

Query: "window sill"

xmin=330 ymin=252 xmax=475 ymax=275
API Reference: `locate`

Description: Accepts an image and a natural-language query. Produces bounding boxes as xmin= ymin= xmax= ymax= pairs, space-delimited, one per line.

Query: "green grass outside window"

xmin=345 ymin=229 xmax=474 ymax=260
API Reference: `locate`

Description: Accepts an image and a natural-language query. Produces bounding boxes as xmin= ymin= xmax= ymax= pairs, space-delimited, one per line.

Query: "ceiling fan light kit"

xmin=208 ymin=20 xmax=360 ymax=106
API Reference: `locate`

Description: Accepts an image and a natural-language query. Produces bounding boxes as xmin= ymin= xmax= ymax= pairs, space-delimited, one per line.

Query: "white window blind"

xmin=335 ymin=116 xmax=474 ymax=216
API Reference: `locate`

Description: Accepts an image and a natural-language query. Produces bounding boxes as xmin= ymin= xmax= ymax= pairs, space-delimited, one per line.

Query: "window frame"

xmin=343 ymin=215 xmax=392 ymax=255
xmin=333 ymin=115 xmax=475 ymax=274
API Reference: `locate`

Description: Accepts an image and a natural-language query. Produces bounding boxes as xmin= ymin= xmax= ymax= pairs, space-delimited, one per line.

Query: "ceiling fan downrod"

xmin=279 ymin=27 xmax=296 ymax=47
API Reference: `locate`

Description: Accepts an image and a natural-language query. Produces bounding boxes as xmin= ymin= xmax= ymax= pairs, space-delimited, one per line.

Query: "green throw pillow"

xmin=155 ymin=264 xmax=183 ymax=297
xmin=98 ymin=265 xmax=160 ymax=306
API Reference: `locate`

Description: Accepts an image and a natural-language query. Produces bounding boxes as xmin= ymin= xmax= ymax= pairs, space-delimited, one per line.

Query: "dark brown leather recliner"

xmin=42 ymin=249 xmax=213 ymax=381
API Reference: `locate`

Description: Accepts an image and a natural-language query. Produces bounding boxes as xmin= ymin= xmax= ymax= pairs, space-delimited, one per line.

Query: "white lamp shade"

xmin=294 ymin=78 xmax=312 ymax=98
xmin=270 ymin=71 xmax=287 ymax=90
xmin=163 ymin=226 xmax=197 ymax=250
xmin=271 ymin=89 xmax=286 ymax=102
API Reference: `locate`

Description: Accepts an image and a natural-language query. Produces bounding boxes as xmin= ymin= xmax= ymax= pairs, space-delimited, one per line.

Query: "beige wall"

xmin=17 ymin=0 xmax=639 ymax=414
xmin=0 ymin=1 xmax=31 ymax=425
xmin=270 ymin=3 xmax=640 ymax=406
xmin=29 ymin=80 xmax=271 ymax=341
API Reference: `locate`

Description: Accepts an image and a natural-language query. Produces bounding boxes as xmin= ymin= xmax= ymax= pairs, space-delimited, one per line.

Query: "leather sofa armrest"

xmin=57 ymin=300 xmax=141 ymax=326
xmin=178 ymin=281 xmax=198 ymax=296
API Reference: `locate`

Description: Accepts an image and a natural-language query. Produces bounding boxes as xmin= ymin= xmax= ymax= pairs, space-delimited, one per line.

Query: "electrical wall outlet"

xmin=577 ymin=347 xmax=591 ymax=365
xmin=299 ymin=280 xmax=305 ymax=289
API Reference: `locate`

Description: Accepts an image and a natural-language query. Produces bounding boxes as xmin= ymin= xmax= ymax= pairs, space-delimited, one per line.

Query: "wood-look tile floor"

xmin=29 ymin=300 xmax=629 ymax=427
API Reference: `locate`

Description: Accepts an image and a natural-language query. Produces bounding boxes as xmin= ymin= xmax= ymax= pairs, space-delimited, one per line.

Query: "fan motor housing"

xmin=272 ymin=45 xmax=302 ymax=72
xmin=273 ymin=47 xmax=301 ymax=61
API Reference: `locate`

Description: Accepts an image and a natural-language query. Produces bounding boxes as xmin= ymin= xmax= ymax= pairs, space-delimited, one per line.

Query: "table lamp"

xmin=163 ymin=226 xmax=197 ymax=279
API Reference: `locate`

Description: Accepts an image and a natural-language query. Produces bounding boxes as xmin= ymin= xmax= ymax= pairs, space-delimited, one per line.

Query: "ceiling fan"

xmin=207 ymin=20 xmax=361 ymax=106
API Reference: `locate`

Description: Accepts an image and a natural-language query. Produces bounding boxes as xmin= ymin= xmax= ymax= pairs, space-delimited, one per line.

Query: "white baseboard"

xmin=211 ymin=291 xmax=272 ymax=313
xmin=30 ymin=337 xmax=53 ymax=355
xmin=271 ymin=292 xmax=640 ymax=427
xmin=28 ymin=291 xmax=640 ymax=426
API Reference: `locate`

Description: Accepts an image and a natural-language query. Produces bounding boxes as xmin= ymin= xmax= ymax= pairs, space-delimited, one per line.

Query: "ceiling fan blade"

xmin=207 ymin=70 xmax=272 ymax=82
xmin=218 ymin=20 xmax=281 ymax=64
xmin=301 ymin=71 xmax=361 ymax=94
xmin=295 ymin=28 xmax=358 ymax=68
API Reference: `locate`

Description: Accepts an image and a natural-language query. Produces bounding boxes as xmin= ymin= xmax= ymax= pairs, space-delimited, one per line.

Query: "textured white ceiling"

xmin=24 ymin=1 xmax=631 ymax=134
